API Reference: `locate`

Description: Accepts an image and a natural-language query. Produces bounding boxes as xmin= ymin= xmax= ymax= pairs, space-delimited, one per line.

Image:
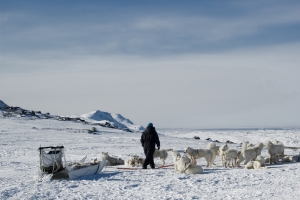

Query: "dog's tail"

xmin=265 ymin=140 xmax=273 ymax=148
xmin=274 ymin=140 xmax=283 ymax=145
xmin=207 ymin=142 xmax=216 ymax=149
xmin=242 ymin=141 xmax=249 ymax=150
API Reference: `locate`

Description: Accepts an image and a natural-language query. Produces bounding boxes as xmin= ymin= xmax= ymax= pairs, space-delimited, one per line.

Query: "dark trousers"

xmin=143 ymin=148 xmax=155 ymax=169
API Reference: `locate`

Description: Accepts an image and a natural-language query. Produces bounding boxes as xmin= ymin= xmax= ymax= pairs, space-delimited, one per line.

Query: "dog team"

xmin=100 ymin=122 xmax=299 ymax=174
xmin=101 ymin=139 xmax=299 ymax=174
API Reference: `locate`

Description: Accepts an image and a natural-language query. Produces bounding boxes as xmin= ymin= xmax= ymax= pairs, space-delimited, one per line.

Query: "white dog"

xmin=207 ymin=142 xmax=220 ymax=165
xmin=219 ymin=144 xmax=229 ymax=156
xmin=274 ymin=140 xmax=285 ymax=161
xmin=283 ymin=155 xmax=299 ymax=162
xmin=184 ymin=147 xmax=213 ymax=167
xmin=153 ymin=149 xmax=168 ymax=166
xmin=218 ymin=144 xmax=229 ymax=158
xmin=245 ymin=161 xmax=266 ymax=169
xmin=222 ymin=149 xmax=238 ymax=168
xmin=254 ymin=142 xmax=264 ymax=156
xmin=245 ymin=155 xmax=266 ymax=169
xmin=255 ymin=155 xmax=265 ymax=167
xmin=241 ymin=142 xmax=264 ymax=164
xmin=177 ymin=154 xmax=203 ymax=174
xmin=236 ymin=150 xmax=245 ymax=167
xmin=218 ymin=144 xmax=229 ymax=164
xmin=265 ymin=140 xmax=284 ymax=164
xmin=185 ymin=164 xmax=204 ymax=174
xmin=102 ymin=152 xmax=125 ymax=166
xmin=125 ymin=155 xmax=145 ymax=167
xmin=168 ymin=149 xmax=181 ymax=171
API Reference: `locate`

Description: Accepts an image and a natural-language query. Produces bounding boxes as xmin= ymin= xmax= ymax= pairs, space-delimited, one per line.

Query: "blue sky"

xmin=1 ymin=1 xmax=300 ymax=128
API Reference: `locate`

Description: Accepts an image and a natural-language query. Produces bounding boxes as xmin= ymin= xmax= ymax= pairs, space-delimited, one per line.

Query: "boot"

xmin=150 ymin=160 xmax=155 ymax=169
xmin=143 ymin=158 xmax=149 ymax=169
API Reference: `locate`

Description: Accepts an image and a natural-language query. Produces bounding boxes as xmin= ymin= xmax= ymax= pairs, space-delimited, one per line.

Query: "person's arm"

xmin=141 ymin=133 xmax=145 ymax=147
xmin=155 ymin=132 xmax=160 ymax=149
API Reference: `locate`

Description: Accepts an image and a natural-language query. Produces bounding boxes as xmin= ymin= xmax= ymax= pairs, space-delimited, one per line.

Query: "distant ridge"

xmin=0 ymin=100 xmax=144 ymax=132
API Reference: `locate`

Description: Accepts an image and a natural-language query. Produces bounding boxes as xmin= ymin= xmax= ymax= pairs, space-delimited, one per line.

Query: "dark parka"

xmin=140 ymin=126 xmax=160 ymax=168
xmin=141 ymin=126 xmax=160 ymax=153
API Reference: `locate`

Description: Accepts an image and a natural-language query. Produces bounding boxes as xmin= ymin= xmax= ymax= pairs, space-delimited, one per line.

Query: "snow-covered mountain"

xmin=80 ymin=110 xmax=144 ymax=131
xmin=0 ymin=100 xmax=8 ymax=109
xmin=0 ymin=100 xmax=144 ymax=132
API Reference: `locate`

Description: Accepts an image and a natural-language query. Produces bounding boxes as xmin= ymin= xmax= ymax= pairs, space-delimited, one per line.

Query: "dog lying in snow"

xmin=255 ymin=155 xmax=265 ymax=167
xmin=283 ymin=155 xmax=300 ymax=162
xmin=245 ymin=155 xmax=266 ymax=169
xmin=153 ymin=148 xmax=168 ymax=166
xmin=184 ymin=147 xmax=213 ymax=167
xmin=244 ymin=155 xmax=265 ymax=169
xmin=244 ymin=161 xmax=266 ymax=169
xmin=175 ymin=153 xmax=204 ymax=174
xmin=125 ymin=155 xmax=145 ymax=167
xmin=169 ymin=150 xmax=203 ymax=174
xmin=207 ymin=142 xmax=220 ymax=165
xmin=102 ymin=152 xmax=124 ymax=166
xmin=265 ymin=140 xmax=284 ymax=164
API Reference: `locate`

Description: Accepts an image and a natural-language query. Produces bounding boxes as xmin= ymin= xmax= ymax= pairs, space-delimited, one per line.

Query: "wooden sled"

xmin=38 ymin=146 xmax=107 ymax=181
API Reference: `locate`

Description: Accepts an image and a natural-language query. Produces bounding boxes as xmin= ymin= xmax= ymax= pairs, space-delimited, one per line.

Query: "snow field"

xmin=1 ymin=117 xmax=300 ymax=199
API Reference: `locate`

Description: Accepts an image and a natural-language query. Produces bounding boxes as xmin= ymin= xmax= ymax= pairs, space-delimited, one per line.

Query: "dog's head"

xmin=220 ymin=144 xmax=228 ymax=151
xmin=256 ymin=142 xmax=264 ymax=149
xmin=180 ymin=154 xmax=190 ymax=164
xmin=247 ymin=143 xmax=254 ymax=148
xmin=91 ymin=158 xmax=97 ymax=164
xmin=265 ymin=140 xmax=273 ymax=148
xmin=102 ymin=152 xmax=108 ymax=156
xmin=184 ymin=147 xmax=190 ymax=153
xmin=170 ymin=150 xmax=181 ymax=159
xmin=131 ymin=155 xmax=139 ymax=160
xmin=274 ymin=140 xmax=283 ymax=145
xmin=255 ymin=155 xmax=265 ymax=165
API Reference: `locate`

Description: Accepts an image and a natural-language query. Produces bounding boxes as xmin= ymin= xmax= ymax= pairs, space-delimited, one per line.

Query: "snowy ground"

xmin=1 ymin=116 xmax=300 ymax=199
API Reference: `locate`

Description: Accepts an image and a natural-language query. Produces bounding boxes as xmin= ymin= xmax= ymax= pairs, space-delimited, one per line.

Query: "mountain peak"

xmin=80 ymin=110 xmax=144 ymax=131
xmin=0 ymin=100 xmax=8 ymax=109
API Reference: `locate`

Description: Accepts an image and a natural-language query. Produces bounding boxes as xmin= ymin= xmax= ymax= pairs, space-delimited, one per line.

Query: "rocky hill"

xmin=0 ymin=100 xmax=144 ymax=132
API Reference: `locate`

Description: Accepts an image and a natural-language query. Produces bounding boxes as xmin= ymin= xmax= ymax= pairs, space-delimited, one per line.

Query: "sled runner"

xmin=38 ymin=146 xmax=107 ymax=181
xmin=117 ymin=164 xmax=174 ymax=170
xmin=285 ymin=146 xmax=300 ymax=150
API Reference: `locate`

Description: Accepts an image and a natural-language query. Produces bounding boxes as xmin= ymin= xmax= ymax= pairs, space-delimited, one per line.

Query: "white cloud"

xmin=1 ymin=1 xmax=300 ymax=128
xmin=1 ymin=43 xmax=300 ymax=128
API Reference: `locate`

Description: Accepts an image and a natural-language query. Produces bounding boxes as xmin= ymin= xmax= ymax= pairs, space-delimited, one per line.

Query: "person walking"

xmin=140 ymin=123 xmax=160 ymax=169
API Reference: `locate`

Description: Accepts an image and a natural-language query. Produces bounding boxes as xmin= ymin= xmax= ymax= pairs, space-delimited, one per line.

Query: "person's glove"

xmin=157 ymin=146 xmax=160 ymax=150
